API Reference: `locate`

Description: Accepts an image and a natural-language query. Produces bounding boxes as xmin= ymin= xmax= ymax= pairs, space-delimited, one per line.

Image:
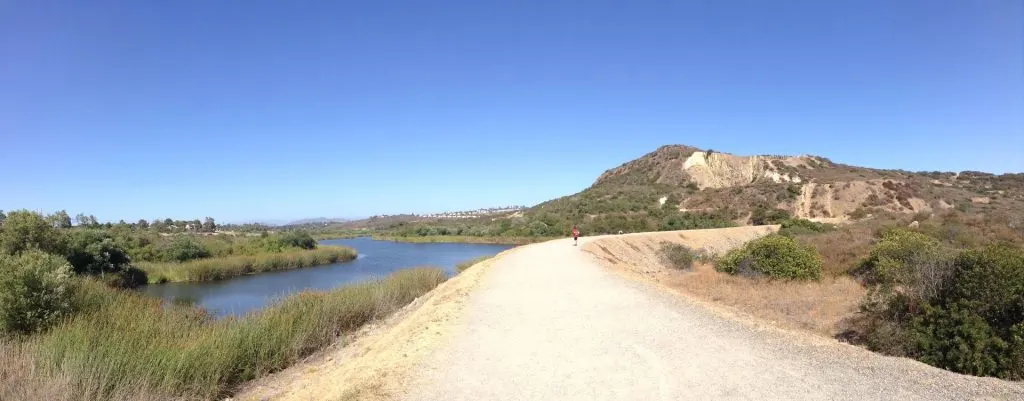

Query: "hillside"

xmin=333 ymin=144 xmax=1023 ymax=239
xmin=528 ymin=145 xmax=1024 ymax=231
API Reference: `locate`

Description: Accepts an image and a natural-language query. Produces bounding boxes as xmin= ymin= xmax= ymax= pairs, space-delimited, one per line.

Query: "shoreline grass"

xmin=137 ymin=245 xmax=357 ymax=283
xmin=1 ymin=267 xmax=447 ymax=401
xmin=369 ymin=234 xmax=553 ymax=245
xmin=455 ymin=255 xmax=493 ymax=274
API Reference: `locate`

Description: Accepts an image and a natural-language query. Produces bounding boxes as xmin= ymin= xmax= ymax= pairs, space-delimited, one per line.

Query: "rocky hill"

xmin=561 ymin=145 xmax=1024 ymax=225
xmin=341 ymin=144 xmax=1023 ymax=238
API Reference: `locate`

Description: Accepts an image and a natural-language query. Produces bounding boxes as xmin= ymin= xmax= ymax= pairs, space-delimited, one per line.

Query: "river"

xmin=139 ymin=237 xmax=513 ymax=317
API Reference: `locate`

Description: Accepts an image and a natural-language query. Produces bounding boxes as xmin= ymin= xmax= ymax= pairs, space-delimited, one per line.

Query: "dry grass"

xmin=662 ymin=263 xmax=865 ymax=335
xmin=584 ymin=228 xmax=866 ymax=337
xmin=795 ymin=223 xmax=878 ymax=277
xmin=1 ymin=268 xmax=446 ymax=401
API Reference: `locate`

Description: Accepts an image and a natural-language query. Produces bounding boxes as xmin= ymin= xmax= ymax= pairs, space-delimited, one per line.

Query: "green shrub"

xmin=66 ymin=230 xmax=133 ymax=276
xmin=861 ymin=243 xmax=1024 ymax=380
xmin=751 ymin=208 xmax=792 ymax=225
xmin=0 ymin=210 xmax=65 ymax=255
xmin=273 ymin=230 xmax=317 ymax=250
xmin=779 ymin=218 xmax=835 ymax=237
xmin=858 ymin=229 xmax=956 ymax=300
xmin=0 ymin=251 xmax=77 ymax=335
xmin=160 ymin=237 xmax=210 ymax=262
xmin=715 ymin=234 xmax=823 ymax=280
xmin=658 ymin=242 xmax=695 ymax=270
xmin=659 ymin=211 xmax=734 ymax=232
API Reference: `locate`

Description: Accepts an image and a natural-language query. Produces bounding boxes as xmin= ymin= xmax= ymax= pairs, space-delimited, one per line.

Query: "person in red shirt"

xmin=572 ymin=225 xmax=580 ymax=246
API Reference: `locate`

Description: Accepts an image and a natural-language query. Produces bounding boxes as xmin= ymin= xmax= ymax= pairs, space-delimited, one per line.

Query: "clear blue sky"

xmin=2 ymin=1 xmax=1021 ymax=223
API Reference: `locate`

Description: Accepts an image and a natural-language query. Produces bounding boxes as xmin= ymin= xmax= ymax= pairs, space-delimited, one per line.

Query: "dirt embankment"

xmin=583 ymin=226 xmax=867 ymax=337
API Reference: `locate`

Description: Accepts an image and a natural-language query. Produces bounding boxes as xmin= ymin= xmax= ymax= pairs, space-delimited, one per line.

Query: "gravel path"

xmin=403 ymin=236 xmax=1024 ymax=401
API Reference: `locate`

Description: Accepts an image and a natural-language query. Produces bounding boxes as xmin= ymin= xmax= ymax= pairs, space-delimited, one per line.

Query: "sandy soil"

xmin=581 ymin=226 xmax=864 ymax=336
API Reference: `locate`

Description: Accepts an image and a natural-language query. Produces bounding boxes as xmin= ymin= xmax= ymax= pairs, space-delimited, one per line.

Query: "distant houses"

xmin=416 ymin=205 xmax=526 ymax=219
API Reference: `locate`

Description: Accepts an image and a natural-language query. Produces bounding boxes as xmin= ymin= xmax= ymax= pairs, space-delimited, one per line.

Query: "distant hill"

xmin=372 ymin=144 xmax=1023 ymax=238
xmin=531 ymin=145 xmax=1023 ymax=227
xmin=283 ymin=217 xmax=352 ymax=226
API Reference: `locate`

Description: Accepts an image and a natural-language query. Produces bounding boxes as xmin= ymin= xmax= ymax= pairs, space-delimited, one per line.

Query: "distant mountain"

xmin=283 ymin=217 xmax=352 ymax=226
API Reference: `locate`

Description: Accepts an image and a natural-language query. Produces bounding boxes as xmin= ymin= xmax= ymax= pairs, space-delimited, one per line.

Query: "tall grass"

xmin=138 ymin=246 xmax=357 ymax=283
xmin=373 ymin=234 xmax=548 ymax=245
xmin=455 ymin=255 xmax=492 ymax=274
xmin=1 ymin=268 xmax=447 ymax=401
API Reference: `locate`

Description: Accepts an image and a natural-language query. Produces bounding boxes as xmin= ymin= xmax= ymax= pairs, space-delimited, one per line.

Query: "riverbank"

xmin=370 ymin=234 xmax=554 ymax=245
xmin=138 ymin=245 xmax=357 ymax=283
xmin=0 ymin=268 xmax=446 ymax=401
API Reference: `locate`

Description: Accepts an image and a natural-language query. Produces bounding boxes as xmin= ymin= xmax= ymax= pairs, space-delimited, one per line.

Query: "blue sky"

xmin=2 ymin=1 xmax=1021 ymax=223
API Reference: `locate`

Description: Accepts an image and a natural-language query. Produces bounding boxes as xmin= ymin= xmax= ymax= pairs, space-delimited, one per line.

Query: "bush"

xmin=274 ymin=230 xmax=317 ymax=250
xmin=751 ymin=208 xmax=792 ymax=225
xmin=860 ymin=243 xmax=1024 ymax=380
xmin=160 ymin=237 xmax=209 ymax=262
xmin=0 ymin=210 xmax=65 ymax=256
xmin=66 ymin=230 xmax=133 ymax=276
xmin=716 ymin=234 xmax=823 ymax=280
xmin=779 ymin=218 xmax=835 ymax=237
xmin=0 ymin=251 xmax=77 ymax=335
xmin=658 ymin=242 xmax=695 ymax=270
xmin=858 ymin=229 xmax=957 ymax=301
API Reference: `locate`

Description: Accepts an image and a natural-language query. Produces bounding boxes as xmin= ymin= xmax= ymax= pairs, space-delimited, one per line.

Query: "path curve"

xmin=403 ymin=234 xmax=1024 ymax=401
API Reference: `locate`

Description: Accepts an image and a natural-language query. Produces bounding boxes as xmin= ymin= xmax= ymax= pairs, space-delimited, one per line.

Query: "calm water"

xmin=139 ymin=238 xmax=513 ymax=317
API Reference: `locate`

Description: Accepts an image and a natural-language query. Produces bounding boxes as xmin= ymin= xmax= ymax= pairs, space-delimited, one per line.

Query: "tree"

xmin=162 ymin=237 xmax=209 ymax=262
xmin=191 ymin=219 xmax=201 ymax=232
xmin=137 ymin=219 xmax=149 ymax=229
xmin=0 ymin=210 xmax=5 ymax=226
xmin=88 ymin=215 xmax=99 ymax=227
xmin=66 ymin=230 xmax=132 ymax=276
xmin=75 ymin=213 xmax=88 ymax=226
xmin=202 ymin=217 xmax=216 ymax=232
xmin=54 ymin=210 xmax=72 ymax=228
xmin=0 ymin=210 xmax=65 ymax=256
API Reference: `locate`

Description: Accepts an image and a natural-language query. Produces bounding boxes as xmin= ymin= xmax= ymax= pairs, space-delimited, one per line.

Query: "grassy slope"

xmin=1 ymin=268 xmax=447 ymax=401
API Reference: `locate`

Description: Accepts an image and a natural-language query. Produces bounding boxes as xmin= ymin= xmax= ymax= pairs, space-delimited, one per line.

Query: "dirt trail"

xmin=241 ymin=227 xmax=1023 ymax=401
xmin=403 ymin=229 xmax=1023 ymax=401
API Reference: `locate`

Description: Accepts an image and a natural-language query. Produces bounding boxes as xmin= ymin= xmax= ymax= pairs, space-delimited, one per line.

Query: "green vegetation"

xmin=716 ymin=234 xmax=823 ymax=280
xmin=0 ymin=210 xmax=352 ymax=287
xmin=858 ymin=229 xmax=1024 ymax=379
xmin=2 ymin=268 xmax=447 ymax=400
xmin=657 ymin=242 xmax=695 ymax=270
xmin=456 ymin=255 xmax=493 ymax=274
xmin=750 ymin=208 xmax=792 ymax=225
xmin=0 ymin=251 xmax=77 ymax=335
xmin=139 ymin=246 xmax=357 ymax=283
xmin=376 ymin=234 xmax=550 ymax=245
xmin=778 ymin=218 xmax=835 ymax=237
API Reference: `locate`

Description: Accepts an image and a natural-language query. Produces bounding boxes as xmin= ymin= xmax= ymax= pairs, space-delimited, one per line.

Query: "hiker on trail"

xmin=572 ymin=225 xmax=580 ymax=246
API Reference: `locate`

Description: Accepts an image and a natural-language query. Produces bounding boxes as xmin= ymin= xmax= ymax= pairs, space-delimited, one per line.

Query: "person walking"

xmin=572 ymin=225 xmax=580 ymax=246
